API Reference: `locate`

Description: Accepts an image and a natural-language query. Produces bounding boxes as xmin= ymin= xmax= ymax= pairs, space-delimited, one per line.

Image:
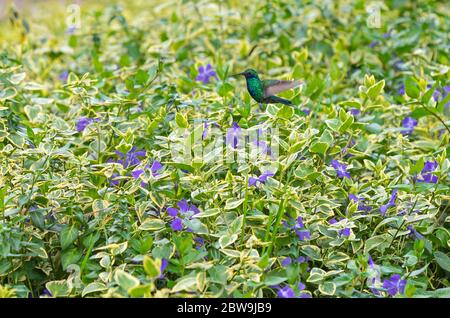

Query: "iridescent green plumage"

xmin=231 ymin=69 xmax=302 ymax=106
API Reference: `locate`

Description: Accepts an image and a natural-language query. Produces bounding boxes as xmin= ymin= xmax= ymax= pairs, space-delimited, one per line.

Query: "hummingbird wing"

xmin=262 ymin=79 xmax=303 ymax=97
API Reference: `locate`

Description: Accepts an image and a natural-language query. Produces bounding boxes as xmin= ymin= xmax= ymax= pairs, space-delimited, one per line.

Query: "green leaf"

xmin=172 ymin=276 xmax=197 ymax=293
xmin=81 ymin=282 xmax=107 ymax=297
xmin=309 ymin=141 xmax=329 ymax=155
xmin=405 ymin=77 xmax=420 ymax=99
xmin=219 ymin=234 xmax=238 ymax=249
xmin=410 ymin=158 xmax=424 ymax=175
xmin=139 ymin=219 xmax=165 ymax=231
xmin=339 ymin=116 xmax=354 ymax=133
xmin=60 ymin=226 xmax=79 ymax=250
xmin=92 ymin=199 xmax=109 ymax=214
xmin=277 ymin=105 xmax=294 ymax=120
xmin=364 ymin=235 xmax=389 ymax=254
xmin=194 ymin=208 xmax=221 ymax=218
xmin=0 ymin=87 xmax=17 ymax=101
xmin=135 ymin=69 xmax=149 ymax=85
xmin=229 ymin=215 xmax=244 ymax=235
xmin=218 ymin=82 xmax=234 ymax=97
xmin=307 ymin=268 xmax=326 ymax=283
xmin=264 ymin=275 xmax=287 ymax=286
xmin=319 ymin=282 xmax=336 ymax=295
xmin=437 ymin=93 xmax=450 ymax=113
xmin=45 ymin=280 xmax=71 ymax=297
xmin=128 ymin=284 xmax=152 ymax=298
xmin=301 ymin=245 xmax=322 ymax=261
xmin=367 ymin=80 xmax=385 ymax=100
xmin=224 ymin=198 xmax=244 ymax=210
xmin=422 ymin=83 xmax=438 ymax=104
xmin=115 ymin=270 xmax=140 ymax=291
xmin=434 ymin=251 xmax=450 ymax=272
xmin=410 ymin=107 xmax=429 ymax=119
xmin=325 ymin=119 xmax=341 ymax=132
xmin=143 ymin=256 xmax=161 ymax=278
xmin=409 ymin=264 xmax=429 ymax=277
xmin=175 ymin=113 xmax=189 ymax=128
xmin=61 ymin=248 xmax=82 ymax=270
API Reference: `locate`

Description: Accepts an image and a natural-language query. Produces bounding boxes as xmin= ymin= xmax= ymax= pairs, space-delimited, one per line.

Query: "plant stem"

xmin=240 ymin=172 xmax=250 ymax=247
xmin=263 ymin=168 xmax=292 ymax=257
xmin=421 ymin=104 xmax=450 ymax=135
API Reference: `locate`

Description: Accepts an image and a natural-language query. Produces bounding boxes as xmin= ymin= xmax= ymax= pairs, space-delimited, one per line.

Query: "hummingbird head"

xmin=231 ymin=69 xmax=259 ymax=79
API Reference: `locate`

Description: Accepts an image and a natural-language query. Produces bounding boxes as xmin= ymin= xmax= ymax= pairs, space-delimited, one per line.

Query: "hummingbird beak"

xmin=230 ymin=72 xmax=243 ymax=77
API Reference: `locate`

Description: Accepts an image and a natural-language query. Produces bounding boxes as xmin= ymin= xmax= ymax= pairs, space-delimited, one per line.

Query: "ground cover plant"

xmin=0 ymin=0 xmax=449 ymax=298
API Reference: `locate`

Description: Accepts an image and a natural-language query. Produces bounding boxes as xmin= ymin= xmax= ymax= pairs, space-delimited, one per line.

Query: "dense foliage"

xmin=0 ymin=0 xmax=449 ymax=298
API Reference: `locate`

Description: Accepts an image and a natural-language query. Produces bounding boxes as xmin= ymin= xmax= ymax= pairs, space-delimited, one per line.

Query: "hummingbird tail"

xmin=264 ymin=95 xmax=294 ymax=106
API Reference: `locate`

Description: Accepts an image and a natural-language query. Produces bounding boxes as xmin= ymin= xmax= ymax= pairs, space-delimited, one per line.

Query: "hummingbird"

xmin=231 ymin=69 xmax=302 ymax=106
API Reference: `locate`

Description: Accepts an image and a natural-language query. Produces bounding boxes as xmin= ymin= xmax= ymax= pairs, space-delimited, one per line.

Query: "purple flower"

xmin=331 ymin=160 xmax=351 ymax=179
xmin=171 ymin=217 xmax=183 ymax=231
xmin=259 ymin=171 xmax=274 ymax=182
xmin=349 ymin=108 xmax=361 ymax=116
xmin=392 ymin=59 xmax=404 ymax=71
xmin=159 ymin=258 xmax=169 ymax=278
xmin=284 ymin=216 xmax=310 ymax=241
xmin=276 ymin=285 xmax=295 ymax=298
xmin=401 ymin=116 xmax=418 ymax=135
xmin=167 ymin=207 xmax=178 ymax=217
xmin=296 ymin=230 xmax=311 ymax=241
xmin=383 ymin=274 xmax=406 ymax=296
xmin=137 ymin=101 xmax=144 ymax=112
xmin=167 ymin=200 xmax=200 ymax=232
xmin=328 ymin=218 xmax=338 ymax=225
xmin=131 ymin=161 xmax=163 ymax=186
xmin=294 ymin=216 xmax=305 ymax=229
xmin=41 ymin=289 xmax=52 ymax=297
xmin=427 ymin=85 xmax=450 ymax=106
xmin=202 ymin=121 xmax=220 ymax=140
xmin=59 ymin=70 xmax=69 ymax=83
xmin=195 ymin=64 xmax=217 ymax=84
xmin=368 ymin=255 xmax=375 ymax=268
xmin=281 ymin=257 xmax=292 ymax=267
xmin=202 ymin=122 xmax=209 ymax=139
xmin=340 ymin=227 xmax=351 ymax=237
xmin=369 ymin=41 xmax=379 ymax=48
xmin=253 ymin=139 xmax=269 ymax=155
xmin=407 ymin=225 xmax=423 ymax=240
xmin=417 ymin=160 xmax=438 ymax=183
xmin=151 ymin=161 xmax=163 ymax=176
xmin=115 ymin=147 xmax=146 ymax=168
xmin=174 ymin=199 xmax=200 ymax=216
xmin=248 ymin=177 xmax=258 ymax=187
xmin=131 ymin=169 xmax=144 ymax=180
xmin=367 ymin=255 xmax=382 ymax=296
xmin=444 ymin=86 xmax=450 ymax=107
xmin=398 ymin=85 xmax=405 ymax=95
xmin=76 ymin=117 xmax=100 ymax=132
xmin=226 ymin=122 xmax=242 ymax=149
xmin=297 ymin=282 xmax=311 ymax=298
xmin=248 ymin=171 xmax=275 ymax=187
xmin=297 ymin=256 xmax=309 ymax=263
xmin=380 ymin=189 xmax=398 ymax=216
xmin=302 ymin=108 xmax=311 ymax=115
xmin=177 ymin=199 xmax=190 ymax=214
xmin=65 ymin=25 xmax=77 ymax=34
xmin=275 ymin=283 xmax=310 ymax=298
xmin=109 ymin=172 xmax=121 ymax=186
xmin=194 ymin=237 xmax=205 ymax=249
xmin=348 ymin=193 xmax=371 ymax=213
